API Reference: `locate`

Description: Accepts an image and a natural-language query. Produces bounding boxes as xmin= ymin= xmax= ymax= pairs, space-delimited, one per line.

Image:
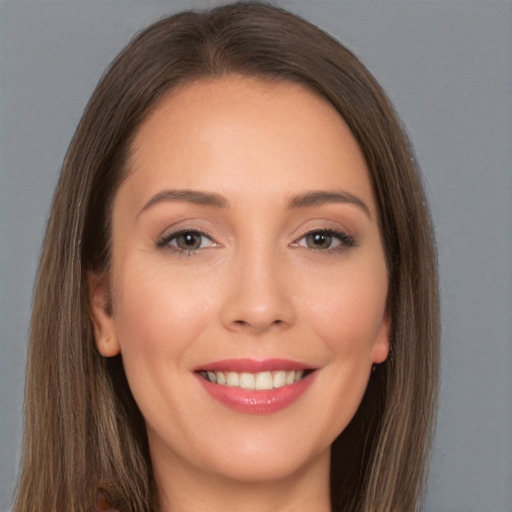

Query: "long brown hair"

xmin=14 ymin=3 xmax=439 ymax=511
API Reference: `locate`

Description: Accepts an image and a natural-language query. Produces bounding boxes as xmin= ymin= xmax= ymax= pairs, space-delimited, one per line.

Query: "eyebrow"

xmin=138 ymin=188 xmax=370 ymax=218
xmin=287 ymin=190 xmax=371 ymax=217
xmin=139 ymin=189 xmax=230 ymax=217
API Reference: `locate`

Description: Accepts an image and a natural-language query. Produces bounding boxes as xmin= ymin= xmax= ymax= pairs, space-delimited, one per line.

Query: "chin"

xmin=204 ymin=443 xmax=330 ymax=484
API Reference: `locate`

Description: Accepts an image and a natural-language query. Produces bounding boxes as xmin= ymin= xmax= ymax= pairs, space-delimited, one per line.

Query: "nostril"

xmin=231 ymin=317 xmax=285 ymax=332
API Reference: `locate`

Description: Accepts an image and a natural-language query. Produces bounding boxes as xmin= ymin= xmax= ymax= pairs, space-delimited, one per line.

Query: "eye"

xmin=295 ymin=229 xmax=355 ymax=251
xmin=157 ymin=229 xmax=214 ymax=253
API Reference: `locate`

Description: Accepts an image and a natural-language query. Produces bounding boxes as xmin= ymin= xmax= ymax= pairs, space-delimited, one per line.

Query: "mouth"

xmin=194 ymin=358 xmax=317 ymax=413
xmin=197 ymin=369 xmax=313 ymax=391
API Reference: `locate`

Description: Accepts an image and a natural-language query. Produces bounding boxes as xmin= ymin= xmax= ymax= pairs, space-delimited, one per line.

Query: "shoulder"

xmin=94 ymin=490 xmax=120 ymax=512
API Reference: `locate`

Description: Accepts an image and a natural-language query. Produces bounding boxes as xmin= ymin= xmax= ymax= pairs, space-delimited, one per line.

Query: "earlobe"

xmin=371 ymin=309 xmax=391 ymax=364
xmin=87 ymin=271 xmax=121 ymax=357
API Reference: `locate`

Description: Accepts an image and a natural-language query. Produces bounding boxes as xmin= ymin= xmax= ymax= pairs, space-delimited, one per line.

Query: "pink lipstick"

xmin=195 ymin=359 xmax=316 ymax=414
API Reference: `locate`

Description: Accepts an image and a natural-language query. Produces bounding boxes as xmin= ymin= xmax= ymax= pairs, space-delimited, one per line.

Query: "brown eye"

xmin=305 ymin=231 xmax=334 ymax=249
xmin=296 ymin=229 xmax=355 ymax=251
xmin=174 ymin=231 xmax=204 ymax=250
xmin=157 ymin=230 xmax=214 ymax=252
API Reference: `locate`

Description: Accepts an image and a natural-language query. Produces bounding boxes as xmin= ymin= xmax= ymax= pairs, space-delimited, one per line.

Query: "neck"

xmin=151 ymin=445 xmax=331 ymax=512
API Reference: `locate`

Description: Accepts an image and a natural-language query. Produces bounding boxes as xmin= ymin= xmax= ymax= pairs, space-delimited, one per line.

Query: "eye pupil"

xmin=307 ymin=232 xmax=332 ymax=249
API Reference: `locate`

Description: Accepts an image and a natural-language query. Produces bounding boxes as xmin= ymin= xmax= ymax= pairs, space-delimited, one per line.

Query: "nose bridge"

xmin=221 ymin=234 xmax=295 ymax=332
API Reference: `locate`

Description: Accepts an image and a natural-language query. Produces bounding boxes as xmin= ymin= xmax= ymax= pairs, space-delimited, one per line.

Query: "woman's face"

xmin=90 ymin=76 xmax=389 ymax=487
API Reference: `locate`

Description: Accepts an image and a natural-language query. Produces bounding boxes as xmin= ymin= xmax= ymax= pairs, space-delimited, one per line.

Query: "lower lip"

xmin=196 ymin=372 xmax=315 ymax=414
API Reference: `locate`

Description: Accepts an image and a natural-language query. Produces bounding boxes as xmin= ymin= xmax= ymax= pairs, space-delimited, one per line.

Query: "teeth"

xmin=255 ymin=371 xmax=273 ymax=390
xmin=202 ymin=369 xmax=307 ymax=389
xmin=273 ymin=370 xmax=286 ymax=388
xmin=239 ymin=373 xmax=255 ymax=390
xmin=226 ymin=372 xmax=239 ymax=387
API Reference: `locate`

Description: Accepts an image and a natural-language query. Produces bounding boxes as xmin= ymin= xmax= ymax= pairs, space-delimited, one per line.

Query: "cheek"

xmin=108 ymin=259 xmax=224 ymax=437
xmin=300 ymin=262 xmax=388 ymax=358
xmin=110 ymin=259 xmax=216 ymax=378
xmin=298 ymin=262 xmax=387 ymax=436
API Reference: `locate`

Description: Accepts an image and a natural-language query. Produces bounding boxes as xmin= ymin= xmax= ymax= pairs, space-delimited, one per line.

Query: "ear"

xmin=371 ymin=308 xmax=391 ymax=364
xmin=87 ymin=271 xmax=121 ymax=357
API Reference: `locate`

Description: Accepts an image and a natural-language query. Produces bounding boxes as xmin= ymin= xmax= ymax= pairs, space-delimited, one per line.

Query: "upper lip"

xmin=195 ymin=358 xmax=315 ymax=373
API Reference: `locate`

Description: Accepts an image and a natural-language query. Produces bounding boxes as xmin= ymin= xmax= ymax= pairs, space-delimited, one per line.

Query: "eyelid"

xmin=156 ymin=227 xmax=219 ymax=254
xmin=155 ymin=220 xmax=356 ymax=255
xmin=291 ymin=227 xmax=356 ymax=251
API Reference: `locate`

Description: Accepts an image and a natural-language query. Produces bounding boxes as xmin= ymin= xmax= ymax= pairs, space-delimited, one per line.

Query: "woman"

xmin=14 ymin=2 xmax=439 ymax=511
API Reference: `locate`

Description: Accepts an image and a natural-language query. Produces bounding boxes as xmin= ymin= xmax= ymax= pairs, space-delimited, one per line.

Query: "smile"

xmin=195 ymin=359 xmax=316 ymax=414
xmin=199 ymin=369 xmax=307 ymax=390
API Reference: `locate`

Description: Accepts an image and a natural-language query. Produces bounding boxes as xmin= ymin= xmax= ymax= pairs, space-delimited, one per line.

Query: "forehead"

xmin=120 ymin=75 xmax=374 ymax=211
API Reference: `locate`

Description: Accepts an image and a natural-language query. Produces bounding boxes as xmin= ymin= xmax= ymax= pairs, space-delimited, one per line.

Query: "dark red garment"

xmin=94 ymin=490 xmax=119 ymax=512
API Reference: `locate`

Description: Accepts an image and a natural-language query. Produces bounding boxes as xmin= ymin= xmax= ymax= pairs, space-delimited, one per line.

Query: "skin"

xmin=90 ymin=76 xmax=390 ymax=512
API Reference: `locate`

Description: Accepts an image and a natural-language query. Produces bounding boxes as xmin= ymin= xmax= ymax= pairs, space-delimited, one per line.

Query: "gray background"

xmin=1 ymin=1 xmax=511 ymax=511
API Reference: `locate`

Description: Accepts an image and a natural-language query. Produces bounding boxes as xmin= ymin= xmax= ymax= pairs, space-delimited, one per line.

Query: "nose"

xmin=220 ymin=246 xmax=296 ymax=333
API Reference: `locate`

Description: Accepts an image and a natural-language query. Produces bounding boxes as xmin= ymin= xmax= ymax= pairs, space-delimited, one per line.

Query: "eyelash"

xmin=293 ymin=229 xmax=356 ymax=253
xmin=156 ymin=228 xmax=356 ymax=256
xmin=156 ymin=229 xmax=215 ymax=255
